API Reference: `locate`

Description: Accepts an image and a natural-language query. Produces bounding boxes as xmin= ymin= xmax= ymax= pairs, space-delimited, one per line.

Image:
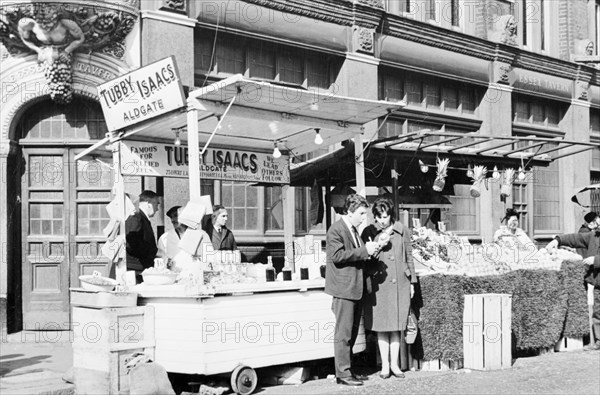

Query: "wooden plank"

xmin=501 ymin=294 xmax=512 ymax=368
xmin=439 ymin=360 xmax=450 ymax=371
xmin=471 ymin=295 xmax=484 ymax=370
xmin=483 ymin=294 xmax=502 ymax=370
xmin=463 ymin=295 xmax=474 ymax=369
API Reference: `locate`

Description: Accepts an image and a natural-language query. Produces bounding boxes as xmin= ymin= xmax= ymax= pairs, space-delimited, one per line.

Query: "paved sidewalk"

xmin=1 ymin=333 xmax=74 ymax=395
xmin=1 ymin=332 xmax=599 ymax=395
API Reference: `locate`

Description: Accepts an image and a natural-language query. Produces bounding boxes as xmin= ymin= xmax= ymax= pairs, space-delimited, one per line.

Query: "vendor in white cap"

xmin=157 ymin=206 xmax=185 ymax=263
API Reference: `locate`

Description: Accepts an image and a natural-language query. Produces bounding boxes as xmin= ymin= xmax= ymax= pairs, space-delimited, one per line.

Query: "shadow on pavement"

xmin=0 ymin=354 xmax=51 ymax=377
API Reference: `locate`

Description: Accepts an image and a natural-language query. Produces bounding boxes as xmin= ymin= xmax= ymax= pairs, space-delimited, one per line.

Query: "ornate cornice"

xmin=382 ymin=14 xmax=598 ymax=86
xmin=242 ymin=0 xmax=354 ymax=26
xmin=352 ymin=0 xmax=384 ymax=29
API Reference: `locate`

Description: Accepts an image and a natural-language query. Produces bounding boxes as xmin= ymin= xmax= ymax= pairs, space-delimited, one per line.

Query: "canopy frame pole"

xmin=110 ymin=140 xmax=127 ymax=284
xmin=187 ymin=103 xmax=201 ymax=199
xmin=282 ymin=181 xmax=295 ymax=272
xmin=354 ymin=132 xmax=366 ymax=196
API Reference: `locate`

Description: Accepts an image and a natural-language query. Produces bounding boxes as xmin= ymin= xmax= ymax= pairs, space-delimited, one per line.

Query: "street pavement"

xmin=1 ymin=331 xmax=599 ymax=395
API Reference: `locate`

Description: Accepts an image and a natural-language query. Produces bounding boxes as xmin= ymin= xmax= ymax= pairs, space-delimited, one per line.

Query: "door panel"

xmin=22 ymin=150 xmax=70 ymax=329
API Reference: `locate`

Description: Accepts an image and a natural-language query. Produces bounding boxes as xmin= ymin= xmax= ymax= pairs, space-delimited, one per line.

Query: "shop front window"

xmin=222 ymin=181 xmax=259 ymax=231
xmin=532 ymin=145 xmax=560 ymax=234
xmin=265 ymin=186 xmax=284 ymax=231
xmin=447 ymin=185 xmax=479 ymax=235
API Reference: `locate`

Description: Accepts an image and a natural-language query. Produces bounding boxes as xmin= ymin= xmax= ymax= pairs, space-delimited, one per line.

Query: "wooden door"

xmin=22 ymin=149 xmax=71 ymax=329
xmin=21 ymin=148 xmax=113 ymax=329
xmin=68 ymin=150 xmax=113 ymax=293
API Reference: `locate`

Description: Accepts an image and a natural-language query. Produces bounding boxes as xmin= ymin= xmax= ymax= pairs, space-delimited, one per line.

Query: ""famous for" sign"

xmin=97 ymin=56 xmax=185 ymax=131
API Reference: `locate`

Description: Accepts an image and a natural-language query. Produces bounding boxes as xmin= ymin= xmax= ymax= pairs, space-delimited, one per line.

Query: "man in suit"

xmin=126 ymin=190 xmax=160 ymax=283
xmin=547 ymin=230 xmax=600 ymax=351
xmin=204 ymin=205 xmax=237 ymax=251
xmin=325 ymin=194 xmax=380 ymax=386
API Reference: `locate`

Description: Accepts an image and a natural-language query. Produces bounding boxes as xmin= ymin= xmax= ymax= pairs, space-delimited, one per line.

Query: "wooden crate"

xmin=554 ymin=336 xmax=584 ymax=352
xmin=418 ymin=358 xmax=463 ymax=372
xmin=463 ymin=294 xmax=511 ymax=370
xmin=72 ymin=306 xmax=155 ymax=395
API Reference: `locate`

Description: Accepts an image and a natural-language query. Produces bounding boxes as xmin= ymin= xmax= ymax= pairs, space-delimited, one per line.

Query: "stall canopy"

xmin=291 ymin=130 xmax=600 ymax=188
xmin=92 ymin=74 xmax=402 ymax=156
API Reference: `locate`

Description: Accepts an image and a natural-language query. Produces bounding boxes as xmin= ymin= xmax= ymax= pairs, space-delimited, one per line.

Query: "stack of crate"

xmin=72 ymin=305 xmax=155 ymax=394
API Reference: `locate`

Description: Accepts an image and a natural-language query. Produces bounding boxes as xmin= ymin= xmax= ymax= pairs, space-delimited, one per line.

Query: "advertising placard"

xmin=120 ymin=141 xmax=290 ymax=184
xmin=97 ymin=56 xmax=185 ymax=131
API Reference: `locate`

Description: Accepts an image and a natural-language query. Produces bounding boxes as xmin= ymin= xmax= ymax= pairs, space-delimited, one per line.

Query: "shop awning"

xmin=110 ymin=74 xmax=403 ymax=156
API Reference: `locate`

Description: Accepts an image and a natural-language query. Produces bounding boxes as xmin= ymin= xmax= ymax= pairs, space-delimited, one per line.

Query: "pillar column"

xmin=559 ymin=99 xmax=591 ymax=233
xmin=478 ymin=80 xmax=514 ymax=242
xmin=140 ymin=9 xmax=196 ymax=87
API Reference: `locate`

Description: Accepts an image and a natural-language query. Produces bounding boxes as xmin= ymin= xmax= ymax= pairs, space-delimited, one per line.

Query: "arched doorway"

xmin=12 ymin=97 xmax=114 ymax=330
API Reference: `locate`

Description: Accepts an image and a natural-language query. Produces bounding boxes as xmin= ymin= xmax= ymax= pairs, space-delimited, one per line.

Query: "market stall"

xmin=76 ymin=61 xmax=404 ymax=393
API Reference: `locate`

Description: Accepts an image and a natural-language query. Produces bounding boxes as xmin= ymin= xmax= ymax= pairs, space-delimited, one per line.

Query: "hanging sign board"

xmin=97 ymin=56 xmax=185 ymax=132
xmin=120 ymin=141 xmax=290 ymax=184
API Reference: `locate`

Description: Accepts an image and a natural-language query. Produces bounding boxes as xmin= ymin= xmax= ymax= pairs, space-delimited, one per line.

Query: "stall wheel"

xmin=230 ymin=365 xmax=258 ymax=395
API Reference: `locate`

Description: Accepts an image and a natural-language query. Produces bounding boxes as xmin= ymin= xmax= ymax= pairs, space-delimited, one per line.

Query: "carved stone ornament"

xmin=161 ymin=0 xmax=187 ymax=14
xmin=495 ymin=63 xmax=511 ymax=84
xmin=355 ymin=26 xmax=373 ymax=53
xmin=491 ymin=15 xmax=518 ymax=47
xmin=0 ymin=2 xmax=138 ymax=104
xmin=356 ymin=0 xmax=384 ymax=9
xmin=575 ymin=80 xmax=589 ymax=101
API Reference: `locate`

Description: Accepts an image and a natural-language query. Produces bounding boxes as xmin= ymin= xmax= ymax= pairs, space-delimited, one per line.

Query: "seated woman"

xmin=493 ymin=208 xmax=534 ymax=250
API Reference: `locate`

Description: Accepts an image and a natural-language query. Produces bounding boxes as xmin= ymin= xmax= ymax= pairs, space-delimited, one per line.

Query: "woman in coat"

xmin=361 ymin=197 xmax=417 ymax=379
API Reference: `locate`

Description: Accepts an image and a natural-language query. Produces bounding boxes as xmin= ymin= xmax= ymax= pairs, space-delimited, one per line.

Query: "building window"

xmin=195 ymin=30 xmax=339 ymax=90
xmin=447 ymin=185 xmax=479 ymax=235
xmin=221 ymin=181 xmax=259 ymax=231
xmin=512 ymin=182 xmax=529 ymax=234
xmin=426 ymin=0 xmax=437 ymax=21
xmin=20 ymin=101 xmax=107 ymax=140
xmin=512 ymin=95 xmax=565 ymax=128
xmin=451 ymin=0 xmax=460 ymax=26
xmin=532 ymin=149 xmax=560 ymax=234
xmin=265 ymin=186 xmax=284 ymax=231
xmin=380 ymin=68 xmax=483 ymax=115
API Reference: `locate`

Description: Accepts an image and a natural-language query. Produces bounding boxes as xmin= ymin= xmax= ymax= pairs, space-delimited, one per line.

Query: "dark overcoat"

xmin=361 ymin=222 xmax=417 ymax=332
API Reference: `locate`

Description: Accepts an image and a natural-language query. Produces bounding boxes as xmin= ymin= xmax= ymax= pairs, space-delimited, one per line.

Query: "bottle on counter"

xmin=300 ymin=260 xmax=309 ymax=280
xmin=266 ymin=256 xmax=275 ymax=282
xmin=282 ymin=259 xmax=292 ymax=281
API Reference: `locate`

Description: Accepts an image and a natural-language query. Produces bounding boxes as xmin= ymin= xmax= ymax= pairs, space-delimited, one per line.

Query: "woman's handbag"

xmin=405 ymin=308 xmax=418 ymax=344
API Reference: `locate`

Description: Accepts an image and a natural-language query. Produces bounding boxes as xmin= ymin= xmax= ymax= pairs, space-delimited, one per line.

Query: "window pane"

xmin=265 ymin=186 xmax=284 ymax=230
xmin=249 ymin=43 xmax=275 ymax=79
xmin=530 ymin=102 xmax=544 ymax=124
xmin=77 ymin=203 xmax=109 ymax=235
xmin=533 ymin=148 xmax=560 ymax=232
xmin=514 ymin=101 xmax=529 ymax=122
xmin=216 ymin=39 xmax=246 ymax=74
xmin=382 ymin=73 xmax=404 ymax=102
xmin=307 ymin=56 xmax=329 ymax=90
xmin=424 ymin=83 xmax=440 ymax=108
xmin=460 ymin=88 xmax=475 ymax=113
xmin=447 ymin=185 xmax=478 ymax=234
xmin=279 ymin=51 xmax=304 ymax=85
xmin=405 ymin=81 xmax=421 ymax=105
xmin=442 ymin=85 xmax=458 ymax=111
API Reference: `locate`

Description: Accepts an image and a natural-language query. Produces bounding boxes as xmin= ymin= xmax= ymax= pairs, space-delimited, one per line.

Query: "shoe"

xmin=336 ymin=377 xmax=363 ymax=386
xmin=352 ymin=373 xmax=369 ymax=381
xmin=379 ymin=371 xmax=391 ymax=379
xmin=584 ymin=341 xmax=600 ymax=351
xmin=391 ymin=371 xmax=405 ymax=378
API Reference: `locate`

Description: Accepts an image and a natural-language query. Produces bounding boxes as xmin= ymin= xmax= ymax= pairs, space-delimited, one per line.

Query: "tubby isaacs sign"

xmin=97 ymin=56 xmax=185 ymax=132
xmin=120 ymin=141 xmax=290 ymax=184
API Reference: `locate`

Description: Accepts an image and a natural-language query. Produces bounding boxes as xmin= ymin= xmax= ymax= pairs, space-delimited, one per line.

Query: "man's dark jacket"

xmin=557 ymin=231 xmax=600 ymax=287
xmin=125 ymin=210 xmax=157 ymax=271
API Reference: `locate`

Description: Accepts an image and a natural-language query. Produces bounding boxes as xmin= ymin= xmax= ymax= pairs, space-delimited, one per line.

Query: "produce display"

xmin=411 ymin=226 xmax=582 ymax=276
